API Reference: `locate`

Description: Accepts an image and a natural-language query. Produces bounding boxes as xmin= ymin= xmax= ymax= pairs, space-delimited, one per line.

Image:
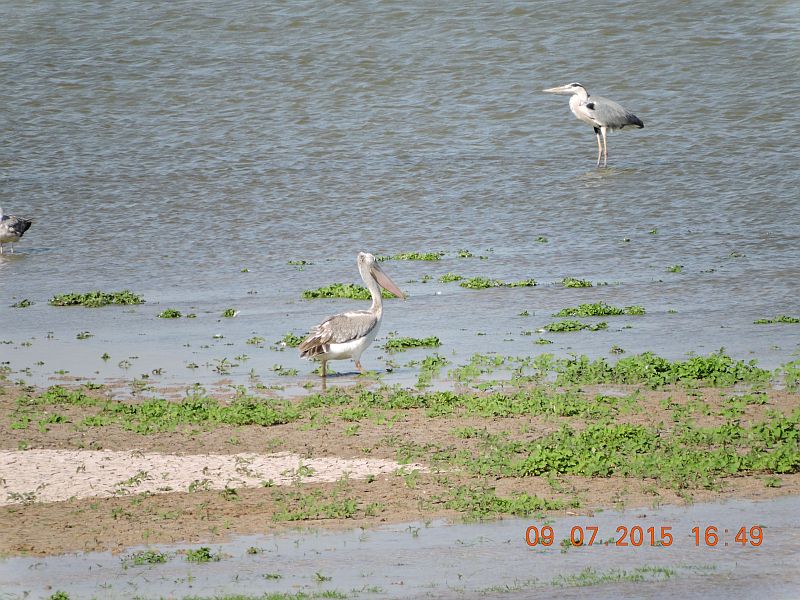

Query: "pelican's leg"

xmin=355 ymin=360 xmax=363 ymax=373
xmin=0 ymin=244 xmax=4 ymax=254
xmin=320 ymin=360 xmax=327 ymax=378
xmin=600 ymin=126 xmax=609 ymax=168
xmin=593 ymin=127 xmax=602 ymax=167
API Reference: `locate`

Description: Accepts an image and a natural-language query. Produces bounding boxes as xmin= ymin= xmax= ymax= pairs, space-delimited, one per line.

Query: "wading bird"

xmin=0 ymin=207 xmax=33 ymax=254
xmin=299 ymin=252 xmax=406 ymax=377
xmin=543 ymin=82 xmax=644 ymax=167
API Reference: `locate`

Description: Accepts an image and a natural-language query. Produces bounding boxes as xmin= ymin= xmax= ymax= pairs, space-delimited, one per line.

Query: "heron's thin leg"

xmin=601 ymin=126 xmax=609 ymax=167
xmin=594 ymin=127 xmax=602 ymax=167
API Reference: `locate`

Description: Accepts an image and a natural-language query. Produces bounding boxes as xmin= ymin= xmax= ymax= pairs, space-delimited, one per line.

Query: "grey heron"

xmin=0 ymin=207 xmax=32 ymax=254
xmin=299 ymin=252 xmax=406 ymax=377
xmin=543 ymin=82 xmax=644 ymax=167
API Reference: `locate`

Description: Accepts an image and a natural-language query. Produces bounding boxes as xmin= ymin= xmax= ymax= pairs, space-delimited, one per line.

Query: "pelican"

xmin=0 ymin=207 xmax=33 ymax=254
xmin=543 ymin=82 xmax=644 ymax=167
xmin=299 ymin=252 xmax=406 ymax=377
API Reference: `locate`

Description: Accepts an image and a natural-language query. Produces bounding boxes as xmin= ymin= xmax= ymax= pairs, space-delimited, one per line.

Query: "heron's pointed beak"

xmin=371 ymin=263 xmax=406 ymax=300
xmin=542 ymin=85 xmax=572 ymax=95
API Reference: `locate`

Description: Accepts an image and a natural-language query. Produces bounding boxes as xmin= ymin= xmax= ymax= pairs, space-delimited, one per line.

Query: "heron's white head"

xmin=543 ymin=82 xmax=588 ymax=98
xmin=357 ymin=252 xmax=406 ymax=300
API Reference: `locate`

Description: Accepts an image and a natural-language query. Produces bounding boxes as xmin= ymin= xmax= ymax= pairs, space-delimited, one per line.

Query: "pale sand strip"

xmin=0 ymin=450 xmax=423 ymax=505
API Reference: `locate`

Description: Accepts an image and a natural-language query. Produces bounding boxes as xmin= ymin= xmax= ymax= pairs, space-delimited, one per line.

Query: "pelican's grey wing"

xmin=587 ymin=95 xmax=644 ymax=130
xmin=299 ymin=310 xmax=378 ymax=358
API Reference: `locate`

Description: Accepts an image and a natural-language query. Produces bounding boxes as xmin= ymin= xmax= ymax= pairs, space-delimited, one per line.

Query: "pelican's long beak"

xmin=371 ymin=263 xmax=406 ymax=300
xmin=542 ymin=85 xmax=573 ymax=95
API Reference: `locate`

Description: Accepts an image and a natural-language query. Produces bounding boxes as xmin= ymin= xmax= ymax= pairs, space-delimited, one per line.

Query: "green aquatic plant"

xmin=158 ymin=309 xmax=182 ymax=319
xmin=554 ymin=303 xmax=645 ymax=317
xmin=459 ymin=277 xmax=536 ymax=289
xmin=221 ymin=308 xmax=238 ymax=318
xmin=544 ymin=320 xmax=608 ymax=332
xmin=438 ymin=272 xmax=463 ymax=283
xmin=277 ymin=332 xmax=304 ymax=347
xmin=384 ymin=336 xmax=441 ymax=352
xmin=561 ymin=277 xmax=593 ymax=288
xmin=667 ymin=264 xmax=683 ymax=273
xmin=10 ymin=299 xmax=33 ymax=308
xmin=377 ymin=251 xmax=444 ymax=261
xmin=288 ymin=259 xmax=311 ymax=266
xmin=302 ymin=283 xmax=394 ymax=299
xmin=49 ymin=290 xmax=144 ymax=307
xmin=754 ymin=315 xmax=800 ymax=324
xmin=185 ymin=547 xmax=221 ymax=563
xmin=457 ymin=249 xmax=474 ymax=258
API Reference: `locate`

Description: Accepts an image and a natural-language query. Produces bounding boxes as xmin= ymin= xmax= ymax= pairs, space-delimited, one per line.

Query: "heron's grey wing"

xmin=589 ymin=95 xmax=644 ymax=129
xmin=299 ymin=310 xmax=378 ymax=358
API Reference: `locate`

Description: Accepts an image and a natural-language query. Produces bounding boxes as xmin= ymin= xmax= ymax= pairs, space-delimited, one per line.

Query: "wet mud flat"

xmin=1 ymin=496 xmax=799 ymax=599
xmin=1 ymin=349 xmax=799 ymax=598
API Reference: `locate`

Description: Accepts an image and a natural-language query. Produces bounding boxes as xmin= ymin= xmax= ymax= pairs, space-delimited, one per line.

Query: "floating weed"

xmin=288 ymin=259 xmax=311 ymax=266
xmin=49 ymin=290 xmax=144 ymax=307
xmin=457 ymin=249 xmax=474 ymax=258
xmin=384 ymin=336 xmax=441 ymax=352
xmin=10 ymin=299 xmax=33 ymax=308
xmin=754 ymin=315 xmax=800 ymax=324
xmin=438 ymin=272 xmax=463 ymax=283
xmin=667 ymin=264 xmax=683 ymax=273
xmin=76 ymin=331 xmax=93 ymax=340
xmin=543 ymin=320 xmax=608 ymax=332
xmin=246 ymin=336 xmax=265 ymax=345
xmin=535 ymin=338 xmax=553 ymax=345
xmin=302 ymin=283 xmax=394 ymax=300
xmin=123 ymin=549 xmax=169 ymax=566
xmin=378 ymin=251 xmax=444 ymax=261
xmin=554 ymin=303 xmax=645 ymax=317
xmin=560 ymin=277 xmax=593 ymax=288
xmin=536 ymin=236 xmax=548 ymax=243
xmin=460 ymin=277 xmax=536 ymax=289
xmin=158 ymin=308 xmax=182 ymax=318
xmin=185 ymin=546 xmax=221 ymax=563
xmin=278 ymin=332 xmax=304 ymax=348
xmin=221 ymin=308 xmax=238 ymax=318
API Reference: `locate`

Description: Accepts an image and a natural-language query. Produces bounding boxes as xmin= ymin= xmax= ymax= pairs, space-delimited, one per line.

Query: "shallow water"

xmin=1 ymin=3 xmax=799 ymax=388
xmin=2 ymin=495 xmax=798 ymax=599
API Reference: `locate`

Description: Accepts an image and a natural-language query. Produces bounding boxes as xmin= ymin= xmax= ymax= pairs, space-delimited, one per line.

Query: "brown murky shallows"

xmin=1 ymin=381 xmax=798 ymax=557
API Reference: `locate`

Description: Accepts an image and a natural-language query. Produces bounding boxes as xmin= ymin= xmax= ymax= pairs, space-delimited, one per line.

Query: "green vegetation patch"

xmin=49 ymin=290 xmax=144 ymax=307
xmin=445 ymin=484 xmax=565 ymax=520
xmin=561 ymin=277 xmax=592 ymax=288
xmin=302 ymin=283 xmax=394 ymax=299
xmin=10 ymin=299 xmax=33 ymax=308
xmin=438 ymin=272 xmax=463 ymax=283
xmin=378 ymin=251 xmax=444 ymax=261
xmin=544 ymin=320 xmax=608 ymax=332
xmin=554 ymin=303 xmax=645 ymax=317
xmin=278 ymin=332 xmax=305 ymax=347
xmin=754 ymin=315 xmax=800 ymax=324
xmin=553 ymin=566 xmax=674 ymax=587
xmin=158 ymin=308 xmax=182 ymax=318
xmin=557 ymin=350 xmax=770 ymax=388
xmin=460 ymin=277 xmax=536 ymax=289
xmin=384 ymin=336 xmax=441 ymax=352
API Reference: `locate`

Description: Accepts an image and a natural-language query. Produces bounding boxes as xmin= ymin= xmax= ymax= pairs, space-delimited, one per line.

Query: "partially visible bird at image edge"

xmin=543 ymin=82 xmax=644 ymax=167
xmin=299 ymin=252 xmax=406 ymax=377
xmin=0 ymin=207 xmax=33 ymax=254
